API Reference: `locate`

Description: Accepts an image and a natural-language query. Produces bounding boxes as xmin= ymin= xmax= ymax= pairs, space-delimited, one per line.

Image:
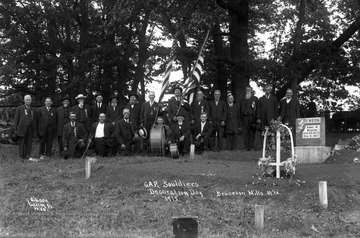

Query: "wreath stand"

xmin=262 ymin=123 xmax=295 ymax=178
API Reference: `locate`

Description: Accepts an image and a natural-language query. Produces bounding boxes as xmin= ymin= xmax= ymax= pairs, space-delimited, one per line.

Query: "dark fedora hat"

xmin=109 ymin=95 xmax=118 ymax=101
xmin=128 ymin=92 xmax=139 ymax=99
xmin=10 ymin=131 xmax=18 ymax=142
xmin=61 ymin=95 xmax=71 ymax=102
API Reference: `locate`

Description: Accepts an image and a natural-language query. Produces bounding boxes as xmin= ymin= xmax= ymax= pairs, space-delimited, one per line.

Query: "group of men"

xmin=13 ymin=84 xmax=300 ymax=161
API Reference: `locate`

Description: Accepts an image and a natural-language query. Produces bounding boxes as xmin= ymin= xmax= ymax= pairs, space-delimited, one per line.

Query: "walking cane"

xmin=81 ymin=135 xmax=93 ymax=160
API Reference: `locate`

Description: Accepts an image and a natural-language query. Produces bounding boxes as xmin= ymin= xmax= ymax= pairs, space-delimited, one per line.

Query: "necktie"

xmin=98 ymin=103 xmax=101 ymax=108
xmin=47 ymin=107 xmax=50 ymax=111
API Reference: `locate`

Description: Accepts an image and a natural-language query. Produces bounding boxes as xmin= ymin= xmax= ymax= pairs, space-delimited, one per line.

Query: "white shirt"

xmin=215 ymin=100 xmax=218 ymax=106
xmin=98 ymin=102 xmax=102 ymax=108
xmin=201 ymin=122 xmax=206 ymax=133
xmin=286 ymin=98 xmax=291 ymax=103
xmin=95 ymin=123 xmax=105 ymax=138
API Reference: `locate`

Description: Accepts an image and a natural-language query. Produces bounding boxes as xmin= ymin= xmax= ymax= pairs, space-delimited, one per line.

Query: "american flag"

xmin=183 ymin=29 xmax=210 ymax=104
xmin=158 ymin=54 xmax=176 ymax=103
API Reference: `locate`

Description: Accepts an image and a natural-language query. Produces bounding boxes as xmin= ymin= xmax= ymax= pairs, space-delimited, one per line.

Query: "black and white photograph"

xmin=1 ymin=0 xmax=360 ymax=237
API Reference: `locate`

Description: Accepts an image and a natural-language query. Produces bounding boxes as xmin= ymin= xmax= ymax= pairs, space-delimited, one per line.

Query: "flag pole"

xmin=183 ymin=29 xmax=210 ymax=103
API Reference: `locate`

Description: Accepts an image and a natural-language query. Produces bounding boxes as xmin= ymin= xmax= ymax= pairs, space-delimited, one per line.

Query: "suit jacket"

xmin=279 ymin=97 xmax=300 ymax=126
xmin=62 ymin=122 xmax=88 ymax=147
xmin=240 ymin=95 xmax=258 ymax=120
xmin=14 ymin=105 xmax=37 ymax=137
xmin=71 ymin=104 xmax=92 ymax=132
xmin=225 ymin=103 xmax=241 ymax=134
xmin=208 ymin=100 xmax=226 ymax=123
xmin=91 ymin=103 xmax=108 ymax=123
xmin=193 ymin=121 xmax=213 ymax=139
xmin=106 ymin=105 xmax=123 ymax=124
xmin=115 ymin=118 xmax=137 ymax=145
xmin=167 ymin=97 xmax=190 ymax=126
xmin=89 ymin=122 xmax=114 ymax=140
xmin=140 ymin=101 xmax=159 ymax=128
xmin=169 ymin=123 xmax=191 ymax=142
xmin=125 ymin=103 xmax=141 ymax=128
xmin=56 ymin=106 xmax=71 ymax=137
xmin=256 ymin=95 xmax=278 ymax=124
xmin=190 ymin=100 xmax=210 ymax=124
xmin=37 ymin=106 xmax=57 ymax=137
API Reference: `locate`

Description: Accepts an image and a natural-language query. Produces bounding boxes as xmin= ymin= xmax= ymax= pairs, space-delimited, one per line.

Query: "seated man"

xmin=62 ymin=111 xmax=88 ymax=159
xmin=88 ymin=113 xmax=115 ymax=157
xmin=169 ymin=115 xmax=191 ymax=156
xmin=115 ymin=108 xmax=140 ymax=155
xmin=193 ymin=112 xmax=213 ymax=153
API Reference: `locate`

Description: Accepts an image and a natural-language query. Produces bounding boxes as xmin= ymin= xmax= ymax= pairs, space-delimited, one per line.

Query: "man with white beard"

xmin=240 ymin=86 xmax=258 ymax=151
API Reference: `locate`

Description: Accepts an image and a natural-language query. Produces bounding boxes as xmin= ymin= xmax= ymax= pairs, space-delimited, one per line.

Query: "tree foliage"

xmin=0 ymin=0 xmax=359 ymax=109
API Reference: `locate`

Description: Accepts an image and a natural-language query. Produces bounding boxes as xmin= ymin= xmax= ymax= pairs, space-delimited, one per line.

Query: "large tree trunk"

xmin=212 ymin=20 xmax=228 ymax=99
xmin=217 ymin=0 xmax=249 ymax=102
xmin=289 ymin=0 xmax=306 ymax=98
xmin=77 ymin=0 xmax=89 ymax=93
xmin=132 ymin=10 xmax=150 ymax=103
xmin=276 ymin=15 xmax=360 ymax=100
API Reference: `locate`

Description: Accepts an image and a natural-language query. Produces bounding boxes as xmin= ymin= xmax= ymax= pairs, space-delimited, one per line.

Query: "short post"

xmin=255 ymin=205 xmax=264 ymax=231
xmin=190 ymin=144 xmax=195 ymax=159
xmin=85 ymin=157 xmax=96 ymax=179
xmin=319 ymin=181 xmax=328 ymax=209
xmin=275 ymin=130 xmax=281 ymax=178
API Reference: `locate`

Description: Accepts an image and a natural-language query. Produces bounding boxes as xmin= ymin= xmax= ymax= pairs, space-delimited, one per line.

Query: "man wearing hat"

xmin=240 ymin=86 xmax=258 ymax=151
xmin=14 ymin=95 xmax=37 ymax=161
xmin=125 ymin=93 xmax=141 ymax=128
xmin=62 ymin=111 xmax=88 ymax=159
xmin=106 ymin=95 xmax=123 ymax=126
xmin=37 ymin=97 xmax=57 ymax=159
xmin=115 ymin=108 xmax=140 ymax=155
xmin=167 ymin=86 xmax=190 ymax=128
xmin=88 ymin=113 xmax=115 ymax=157
xmin=72 ymin=94 xmax=92 ymax=132
xmin=225 ymin=94 xmax=241 ymax=150
xmin=91 ymin=93 xmax=108 ymax=123
xmin=56 ymin=95 xmax=71 ymax=154
xmin=190 ymin=90 xmax=209 ymax=126
xmin=169 ymin=115 xmax=191 ymax=156
xmin=140 ymin=91 xmax=158 ymax=141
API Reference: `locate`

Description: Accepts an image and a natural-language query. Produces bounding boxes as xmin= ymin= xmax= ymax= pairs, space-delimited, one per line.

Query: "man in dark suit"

xmin=91 ymin=93 xmax=108 ymax=123
xmin=190 ymin=90 xmax=209 ymax=126
xmin=256 ymin=84 xmax=279 ymax=131
xmin=56 ymin=96 xmax=71 ymax=154
xmin=62 ymin=111 xmax=88 ymax=159
xmin=169 ymin=115 xmax=191 ymax=155
xmin=72 ymin=94 xmax=92 ymax=133
xmin=240 ymin=86 xmax=258 ymax=151
xmin=208 ymin=90 xmax=226 ymax=151
xmin=193 ymin=113 xmax=213 ymax=153
xmin=115 ymin=108 xmax=140 ymax=155
xmin=37 ymin=97 xmax=57 ymax=159
xmin=167 ymin=87 xmax=190 ymax=128
xmin=140 ymin=91 xmax=159 ymax=140
xmin=225 ymin=94 xmax=241 ymax=150
xmin=106 ymin=95 xmax=123 ymax=126
xmin=14 ymin=95 xmax=37 ymax=161
xmin=279 ymin=88 xmax=300 ymax=136
xmin=88 ymin=113 xmax=115 ymax=157
xmin=125 ymin=93 xmax=141 ymax=128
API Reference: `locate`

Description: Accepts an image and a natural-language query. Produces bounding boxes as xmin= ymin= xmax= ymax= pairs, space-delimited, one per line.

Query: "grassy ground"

xmin=1 ymin=133 xmax=360 ymax=237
